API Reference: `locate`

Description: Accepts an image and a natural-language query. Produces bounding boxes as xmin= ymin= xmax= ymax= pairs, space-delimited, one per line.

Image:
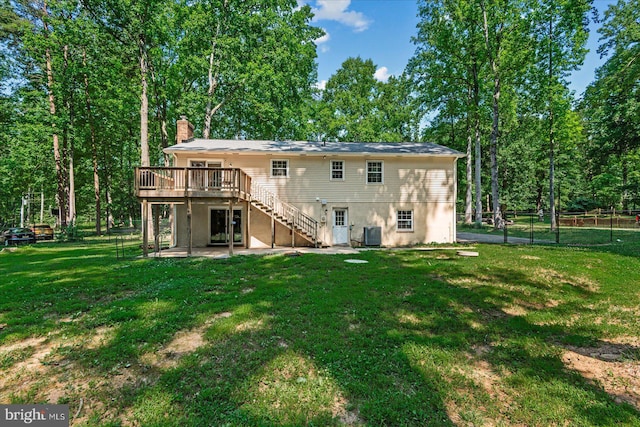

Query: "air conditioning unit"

xmin=363 ymin=226 xmax=381 ymax=246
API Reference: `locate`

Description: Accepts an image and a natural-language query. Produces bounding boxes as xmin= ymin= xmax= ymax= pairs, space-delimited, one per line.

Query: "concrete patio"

xmin=148 ymin=245 xmax=361 ymax=259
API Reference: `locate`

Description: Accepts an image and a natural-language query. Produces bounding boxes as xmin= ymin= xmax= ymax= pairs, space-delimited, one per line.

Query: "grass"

xmin=1 ymin=237 xmax=639 ymax=426
xmin=460 ymin=217 xmax=640 ymax=246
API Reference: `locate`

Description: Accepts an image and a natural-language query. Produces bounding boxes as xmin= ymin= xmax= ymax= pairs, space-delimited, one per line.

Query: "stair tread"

xmin=250 ymin=193 xmax=317 ymax=243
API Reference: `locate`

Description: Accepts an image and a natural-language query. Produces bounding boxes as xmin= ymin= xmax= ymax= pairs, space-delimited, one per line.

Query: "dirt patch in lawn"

xmin=0 ymin=333 xmax=160 ymax=426
xmin=533 ymin=268 xmax=599 ymax=292
xmin=562 ymin=340 xmax=640 ymax=410
xmin=0 ymin=336 xmax=55 ymax=391
xmin=140 ymin=328 xmax=206 ymax=369
xmin=444 ymin=346 xmax=515 ymax=427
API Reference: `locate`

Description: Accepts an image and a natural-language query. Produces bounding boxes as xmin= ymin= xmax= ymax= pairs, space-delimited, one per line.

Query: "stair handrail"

xmin=250 ymin=181 xmax=318 ymax=245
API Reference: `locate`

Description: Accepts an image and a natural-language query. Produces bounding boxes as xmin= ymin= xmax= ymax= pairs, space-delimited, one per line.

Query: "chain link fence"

xmin=460 ymin=210 xmax=640 ymax=246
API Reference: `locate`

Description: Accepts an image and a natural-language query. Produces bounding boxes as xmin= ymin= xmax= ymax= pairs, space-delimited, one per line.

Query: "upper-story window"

xmin=331 ymin=160 xmax=344 ymax=180
xmin=366 ymin=161 xmax=383 ymax=184
xmin=271 ymin=159 xmax=289 ymax=177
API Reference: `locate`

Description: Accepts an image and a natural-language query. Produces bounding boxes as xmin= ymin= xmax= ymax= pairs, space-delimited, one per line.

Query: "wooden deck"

xmin=135 ymin=167 xmax=251 ymax=201
xmin=135 ymin=166 xmax=319 ymax=256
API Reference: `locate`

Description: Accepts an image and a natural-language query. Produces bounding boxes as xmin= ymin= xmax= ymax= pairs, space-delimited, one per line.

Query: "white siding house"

xmin=135 ymin=119 xmax=464 ymax=254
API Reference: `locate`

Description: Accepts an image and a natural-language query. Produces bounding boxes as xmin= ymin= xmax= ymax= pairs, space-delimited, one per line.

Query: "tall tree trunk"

xmin=490 ymin=76 xmax=503 ymax=229
xmin=106 ymin=187 xmax=114 ymax=232
xmin=43 ymin=2 xmax=67 ymax=228
xmin=482 ymin=2 xmax=503 ymax=229
xmin=152 ymin=73 xmax=170 ymax=164
xmin=471 ymin=56 xmax=483 ymax=225
xmin=63 ymin=44 xmax=76 ymax=225
xmin=138 ymin=35 xmax=154 ymax=242
xmin=474 ymin=113 xmax=482 ymax=224
xmin=621 ymin=157 xmax=629 ymax=210
xmin=465 ymin=108 xmax=473 ymax=225
xmin=68 ymin=154 xmax=76 ymax=224
xmin=548 ymin=13 xmax=557 ymax=231
xmin=139 ymin=36 xmax=149 ymax=167
xmin=203 ymin=3 xmax=227 ymax=138
xmin=203 ymin=40 xmax=219 ymax=139
xmin=83 ymin=48 xmax=101 ymax=235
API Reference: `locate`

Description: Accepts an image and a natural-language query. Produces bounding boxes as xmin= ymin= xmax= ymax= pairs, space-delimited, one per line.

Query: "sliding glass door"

xmin=210 ymin=208 xmax=242 ymax=245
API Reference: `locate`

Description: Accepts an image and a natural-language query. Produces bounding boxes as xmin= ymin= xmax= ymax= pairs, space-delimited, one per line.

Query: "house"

xmin=135 ymin=118 xmax=464 ymax=255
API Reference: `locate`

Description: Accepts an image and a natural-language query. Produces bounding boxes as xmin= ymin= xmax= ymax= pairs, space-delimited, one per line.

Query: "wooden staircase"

xmin=250 ymin=181 xmax=319 ymax=247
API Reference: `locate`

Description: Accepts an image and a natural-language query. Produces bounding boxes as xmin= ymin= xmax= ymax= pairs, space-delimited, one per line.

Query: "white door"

xmin=332 ymin=208 xmax=349 ymax=245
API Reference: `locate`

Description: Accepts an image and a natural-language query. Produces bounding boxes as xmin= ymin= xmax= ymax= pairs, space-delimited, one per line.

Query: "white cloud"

xmin=314 ymin=80 xmax=327 ymax=90
xmin=315 ymin=30 xmax=330 ymax=45
xmin=314 ymin=30 xmax=330 ymax=53
xmin=374 ymin=66 xmax=391 ymax=83
xmin=310 ymin=0 xmax=371 ymax=33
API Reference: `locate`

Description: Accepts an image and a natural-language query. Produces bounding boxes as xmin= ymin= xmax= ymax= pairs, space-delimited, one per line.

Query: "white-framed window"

xmin=366 ymin=160 xmax=383 ymax=184
xmin=271 ymin=159 xmax=289 ymax=177
xmin=331 ymin=160 xmax=345 ymax=180
xmin=397 ymin=210 xmax=414 ymax=231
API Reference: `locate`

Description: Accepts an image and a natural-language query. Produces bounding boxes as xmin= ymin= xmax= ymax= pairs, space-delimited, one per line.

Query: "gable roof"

xmin=165 ymin=139 xmax=465 ymax=158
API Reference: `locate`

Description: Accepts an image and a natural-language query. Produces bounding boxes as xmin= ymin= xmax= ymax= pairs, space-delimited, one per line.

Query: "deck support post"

xmin=186 ymin=197 xmax=192 ymax=257
xmin=142 ymin=199 xmax=148 ymax=258
xmin=153 ymin=204 xmax=160 ymax=253
xmin=246 ymin=201 xmax=251 ymax=249
xmin=271 ymin=209 xmax=275 ymax=249
xmin=228 ymin=199 xmax=234 ymax=256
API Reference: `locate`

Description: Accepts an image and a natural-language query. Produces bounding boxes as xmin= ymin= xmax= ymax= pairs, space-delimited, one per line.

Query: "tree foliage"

xmin=0 ymin=0 xmax=322 ymax=227
xmin=410 ymin=0 xmax=592 ymax=225
xmin=0 ymin=0 xmax=637 ymax=229
xmin=581 ymin=0 xmax=640 ymax=209
xmin=315 ymin=57 xmax=417 ymax=143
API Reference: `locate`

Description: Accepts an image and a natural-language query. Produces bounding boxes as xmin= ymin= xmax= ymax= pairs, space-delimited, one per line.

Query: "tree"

xmin=525 ymin=0 xmax=590 ymax=228
xmin=479 ymin=0 xmax=533 ymax=229
xmin=409 ymin=0 xmax=488 ymax=225
xmin=318 ymin=57 xmax=380 ymax=142
xmin=582 ymin=0 xmax=640 ymax=210
xmin=316 ymin=57 xmax=417 ymax=143
xmin=170 ymin=0 xmax=322 ymax=141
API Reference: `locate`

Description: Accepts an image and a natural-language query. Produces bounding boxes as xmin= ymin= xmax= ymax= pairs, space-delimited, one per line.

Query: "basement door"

xmin=332 ymin=208 xmax=349 ymax=245
xmin=210 ymin=208 xmax=243 ymax=245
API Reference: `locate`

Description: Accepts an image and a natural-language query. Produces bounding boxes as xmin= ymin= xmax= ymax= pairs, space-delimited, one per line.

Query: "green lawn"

xmin=460 ymin=217 xmax=640 ymax=246
xmin=1 ymin=238 xmax=639 ymax=426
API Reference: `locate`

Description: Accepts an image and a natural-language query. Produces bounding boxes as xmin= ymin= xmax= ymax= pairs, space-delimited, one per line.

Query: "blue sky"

xmin=303 ymin=0 xmax=614 ymax=98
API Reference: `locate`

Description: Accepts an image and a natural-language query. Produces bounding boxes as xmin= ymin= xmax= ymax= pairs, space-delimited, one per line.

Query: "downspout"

xmin=452 ymin=157 xmax=458 ymax=243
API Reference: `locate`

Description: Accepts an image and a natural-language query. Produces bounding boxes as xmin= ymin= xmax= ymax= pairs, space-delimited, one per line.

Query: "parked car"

xmin=32 ymin=224 xmax=54 ymax=240
xmin=3 ymin=227 xmax=36 ymax=245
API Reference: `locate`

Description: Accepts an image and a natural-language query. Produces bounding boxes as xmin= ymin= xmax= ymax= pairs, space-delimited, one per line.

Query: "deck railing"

xmin=135 ymin=166 xmax=317 ymax=246
xmin=135 ymin=167 xmax=251 ymax=198
xmin=250 ymin=181 xmax=318 ymax=246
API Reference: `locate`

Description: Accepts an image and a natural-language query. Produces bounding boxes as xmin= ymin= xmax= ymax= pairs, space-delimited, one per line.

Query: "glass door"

xmin=207 ymin=161 xmax=222 ymax=188
xmin=210 ymin=209 xmax=243 ymax=245
xmin=189 ymin=160 xmax=206 ymax=190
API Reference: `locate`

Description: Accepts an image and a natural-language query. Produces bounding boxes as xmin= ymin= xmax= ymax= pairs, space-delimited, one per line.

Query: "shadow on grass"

xmin=1 ymin=245 xmax=639 ymax=425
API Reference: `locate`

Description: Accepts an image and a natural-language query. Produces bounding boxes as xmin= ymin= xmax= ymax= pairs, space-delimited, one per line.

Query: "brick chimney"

xmin=176 ymin=116 xmax=194 ymax=144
